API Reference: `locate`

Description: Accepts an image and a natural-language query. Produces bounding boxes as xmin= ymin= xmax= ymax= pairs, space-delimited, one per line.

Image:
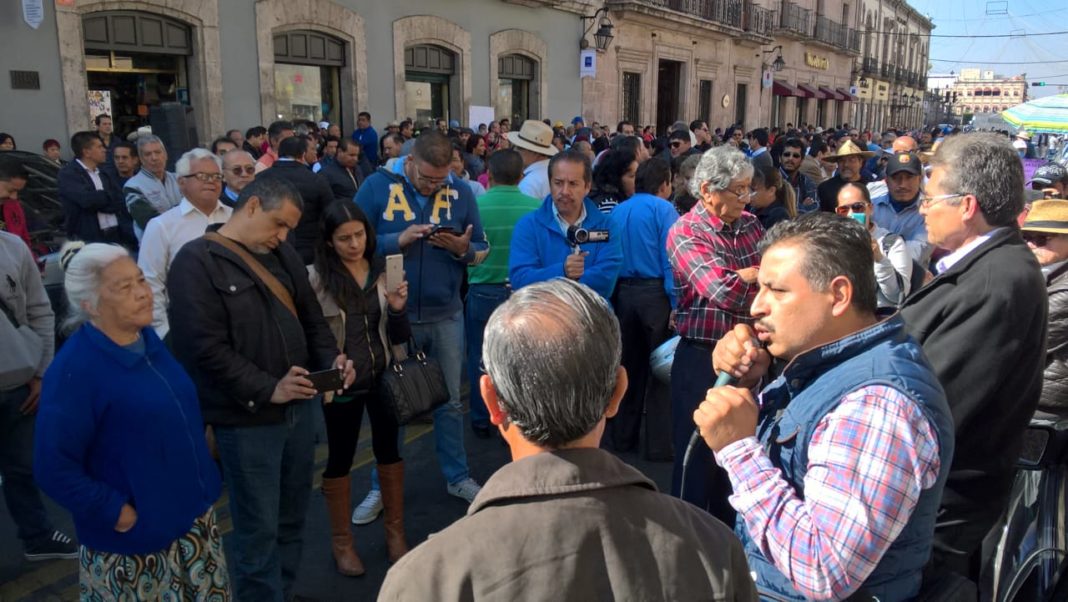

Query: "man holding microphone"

xmin=695 ymin=213 xmax=954 ymax=601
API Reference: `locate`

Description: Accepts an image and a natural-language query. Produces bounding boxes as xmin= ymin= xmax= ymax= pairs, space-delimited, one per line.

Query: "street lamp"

xmin=758 ymin=45 xmax=786 ymax=72
xmin=580 ymin=7 xmax=615 ymax=52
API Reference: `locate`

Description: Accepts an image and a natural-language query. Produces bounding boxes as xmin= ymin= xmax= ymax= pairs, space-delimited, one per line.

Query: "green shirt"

xmin=468 ymin=185 xmax=541 ymax=285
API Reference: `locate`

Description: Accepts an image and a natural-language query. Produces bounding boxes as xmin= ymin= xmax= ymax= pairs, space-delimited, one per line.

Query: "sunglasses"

xmin=670 ymin=141 xmax=684 ymax=148
xmin=781 ymin=152 xmax=802 ymax=159
xmin=1023 ymin=232 xmax=1057 ymax=247
xmin=835 ymin=202 xmax=869 ymax=215
xmin=230 ymin=165 xmax=256 ymax=176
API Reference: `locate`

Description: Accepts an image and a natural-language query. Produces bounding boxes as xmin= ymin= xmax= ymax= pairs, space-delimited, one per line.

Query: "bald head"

xmin=892 ymin=136 xmax=918 ymax=153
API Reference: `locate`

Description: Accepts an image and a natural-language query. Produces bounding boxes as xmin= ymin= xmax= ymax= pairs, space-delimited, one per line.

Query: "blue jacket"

xmin=509 ymin=197 xmax=622 ymax=300
xmin=356 ymin=157 xmax=489 ymax=322
xmin=353 ymin=126 xmax=379 ymax=165
xmin=34 ymin=324 xmax=221 ymax=555
xmin=739 ymin=315 xmax=954 ymax=601
xmin=608 ymin=192 xmax=678 ymax=307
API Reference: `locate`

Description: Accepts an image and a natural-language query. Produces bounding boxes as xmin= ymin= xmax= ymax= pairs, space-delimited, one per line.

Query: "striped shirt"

xmin=716 ymin=384 xmax=941 ymax=600
xmin=667 ymin=203 xmax=763 ymax=343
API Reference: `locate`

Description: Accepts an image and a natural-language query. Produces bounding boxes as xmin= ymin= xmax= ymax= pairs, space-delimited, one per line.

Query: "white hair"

xmin=59 ymin=241 xmax=130 ymax=332
xmin=136 ymin=134 xmax=165 ymax=156
xmin=175 ymin=148 xmax=222 ymax=177
xmin=689 ymin=145 xmax=754 ymax=197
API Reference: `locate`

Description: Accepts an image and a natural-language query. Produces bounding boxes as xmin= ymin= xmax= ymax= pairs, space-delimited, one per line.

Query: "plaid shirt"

xmin=667 ymin=203 xmax=764 ymax=343
xmin=716 ymin=385 xmax=941 ymax=600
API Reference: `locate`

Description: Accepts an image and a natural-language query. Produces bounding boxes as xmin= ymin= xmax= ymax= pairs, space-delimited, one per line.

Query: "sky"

xmin=908 ymin=0 xmax=1066 ymax=99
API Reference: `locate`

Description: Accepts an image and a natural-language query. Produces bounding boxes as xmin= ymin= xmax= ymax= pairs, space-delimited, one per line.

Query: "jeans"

xmin=464 ymin=284 xmax=511 ymax=429
xmin=213 ymin=400 xmax=316 ymax=602
xmin=669 ymin=339 xmax=736 ymax=526
xmin=411 ymin=311 xmax=470 ymax=485
xmin=1 ymin=385 xmax=52 ymax=543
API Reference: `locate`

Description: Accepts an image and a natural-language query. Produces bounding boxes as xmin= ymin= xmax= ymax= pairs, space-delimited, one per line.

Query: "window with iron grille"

xmin=622 ymin=72 xmax=641 ymax=124
xmin=699 ymin=80 xmax=713 ymax=125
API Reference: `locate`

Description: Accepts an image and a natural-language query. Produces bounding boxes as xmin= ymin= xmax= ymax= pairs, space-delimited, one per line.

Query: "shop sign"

xmin=804 ymin=52 xmax=829 ymax=70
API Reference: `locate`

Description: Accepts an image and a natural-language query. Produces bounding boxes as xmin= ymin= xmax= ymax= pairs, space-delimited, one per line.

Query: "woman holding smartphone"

xmin=835 ymin=182 xmax=913 ymax=311
xmin=308 ymin=201 xmax=411 ymax=576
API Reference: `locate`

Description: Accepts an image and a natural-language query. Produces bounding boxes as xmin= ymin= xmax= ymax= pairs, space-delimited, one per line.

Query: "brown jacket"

xmin=378 ymin=448 xmax=756 ymax=602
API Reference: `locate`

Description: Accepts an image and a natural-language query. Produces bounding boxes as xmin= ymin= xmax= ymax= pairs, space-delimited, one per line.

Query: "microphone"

xmin=679 ymin=371 xmax=733 ymax=501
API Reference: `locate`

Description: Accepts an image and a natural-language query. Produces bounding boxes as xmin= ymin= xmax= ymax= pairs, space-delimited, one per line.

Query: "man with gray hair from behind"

xmin=137 ymin=148 xmax=231 ymax=339
xmin=379 ymin=278 xmax=756 ymax=602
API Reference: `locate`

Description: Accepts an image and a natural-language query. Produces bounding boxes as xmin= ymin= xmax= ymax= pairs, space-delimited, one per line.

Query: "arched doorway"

xmin=497 ymin=53 xmax=539 ymax=124
xmin=82 ymin=11 xmax=192 ymax=139
xmin=404 ymin=44 xmax=458 ymax=123
xmin=273 ymin=30 xmax=345 ymax=127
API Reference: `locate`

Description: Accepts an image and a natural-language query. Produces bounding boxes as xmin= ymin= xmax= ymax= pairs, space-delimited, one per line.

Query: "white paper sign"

xmin=23 ymin=0 xmax=44 ymax=30
xmin=468 ymin=105 xmax=495 ymax=130
xmin=762 ymin=69 xmax=773 ymax=89
xmin=580 ymin=50 xmax=597 ymax=79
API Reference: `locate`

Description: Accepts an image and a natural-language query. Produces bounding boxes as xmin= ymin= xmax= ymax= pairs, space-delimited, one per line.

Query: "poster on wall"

xmin=469 ymin=105 xmax=495 ymax=130
xmin=580 ymin=50 xmax=596 ymax=78
xmin=23 ymin=0 xmax=44 ymax=30
xmin=88 ymin=90 xmax=112 ymax=122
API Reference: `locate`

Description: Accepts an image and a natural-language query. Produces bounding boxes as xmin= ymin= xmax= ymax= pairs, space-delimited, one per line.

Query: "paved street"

xmin=0 ymin=389 xmax=674 ymax=601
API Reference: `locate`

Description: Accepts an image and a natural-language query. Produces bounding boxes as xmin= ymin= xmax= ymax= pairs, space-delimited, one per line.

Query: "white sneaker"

xmin=351 ymin=489 xmax=383 ymax=525
xmin=446 ymin=478 xmax=482 ymax=503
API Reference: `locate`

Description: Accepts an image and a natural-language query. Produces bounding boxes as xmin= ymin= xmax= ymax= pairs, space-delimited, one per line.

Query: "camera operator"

xmin=509 ymin=149 xmax=622 ymax=300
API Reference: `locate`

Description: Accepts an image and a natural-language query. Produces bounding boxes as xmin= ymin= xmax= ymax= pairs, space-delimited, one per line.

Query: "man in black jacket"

xmin=900 ymin=132 xmax=1047 ymax=584
xmin=167 ymin=176 xmax=354 ymax=601
xmin=256 ymin=134 xmax=334 ymax=264
xmin=56 ymin=131 xmax=137 ymax=248
xmin=320 ymin=138 xmax=363 ymax=203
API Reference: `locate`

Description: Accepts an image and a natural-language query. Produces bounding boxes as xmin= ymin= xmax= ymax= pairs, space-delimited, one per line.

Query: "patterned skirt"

xmin=79 ymin=508 xmax=230 ymax=602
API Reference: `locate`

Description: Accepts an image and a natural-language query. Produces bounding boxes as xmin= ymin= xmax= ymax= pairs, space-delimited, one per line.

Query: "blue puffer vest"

xmin=737 ymin=315 xmax=954 ymax=601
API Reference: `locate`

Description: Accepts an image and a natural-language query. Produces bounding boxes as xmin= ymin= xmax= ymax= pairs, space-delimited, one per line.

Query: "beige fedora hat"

xmin=506 ymin=120 xmax=558 ymax=157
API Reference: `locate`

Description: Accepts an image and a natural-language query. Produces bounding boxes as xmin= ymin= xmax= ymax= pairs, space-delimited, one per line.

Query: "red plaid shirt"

xmin=667 ymin=203 xmax=764 ymax=343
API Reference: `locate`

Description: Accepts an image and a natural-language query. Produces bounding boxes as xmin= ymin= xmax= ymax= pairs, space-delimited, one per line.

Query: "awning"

xmin=795 ymin=83 xmax=825 ymax=99
xmin=819 ymin=86 xmax=845 ymax=101
xmin=773 ymin=80 xmax=801 ymax=97
xmin=836 ymin=87 xmax=859 ymax=101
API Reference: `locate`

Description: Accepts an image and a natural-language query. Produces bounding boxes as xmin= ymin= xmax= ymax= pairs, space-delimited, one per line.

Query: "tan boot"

xmin=377 ymin=461 xmax=410 ymax=563
xmin=321 ymin=476 xmax=365 ymax=577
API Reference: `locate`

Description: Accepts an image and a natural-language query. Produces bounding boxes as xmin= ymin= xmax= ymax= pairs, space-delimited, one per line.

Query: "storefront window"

xmin=273 ymin=30 xmax=345 ymax=127
xmin=405 ymin=77 xmax=449 ymax=124
xmin=405 ymin=45 xmax=457 ymax=124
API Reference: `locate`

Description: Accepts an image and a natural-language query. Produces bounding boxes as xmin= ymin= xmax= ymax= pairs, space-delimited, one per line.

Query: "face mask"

xmin=849 ymin=212 xmax=867 ymax=226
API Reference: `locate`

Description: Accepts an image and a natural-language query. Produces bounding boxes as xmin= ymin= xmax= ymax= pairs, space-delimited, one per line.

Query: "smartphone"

xmin=385 ymin=254 xmax=404 ymax=292
xmin=849 ymin=212 xmax=867 ymax=226
xmin=306 ymin=368 xmax=344 ymax=393
xmin=429 ymin=225 xmax=459 ymax=237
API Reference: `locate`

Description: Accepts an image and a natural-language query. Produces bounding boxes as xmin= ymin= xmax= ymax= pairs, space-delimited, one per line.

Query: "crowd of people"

xmin=1 ymin=107 xmax=1067 ymax=601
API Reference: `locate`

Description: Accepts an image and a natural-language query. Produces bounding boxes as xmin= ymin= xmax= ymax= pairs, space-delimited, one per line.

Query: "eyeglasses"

xmin=781 ymin=152 xmax=802 ymax=159
xmin=725 ymin=188 xmax=754 ymax=201
xmin=182 ymin=172 xmax=224 ymax=183
xmin=1023 ymin=232 xmax=1057 ymax=247
xmin=670 ymin=141 xmax=685 ymax=149
xmin=415 ymin=163 xmax=447 ymax=187
xmin=230 ymin=165 xmax=256 ymax=176
xmin=835 ymin=202 xmax=869 ymax=215
xmin=920 ymin=193 xmax=964 ymax=209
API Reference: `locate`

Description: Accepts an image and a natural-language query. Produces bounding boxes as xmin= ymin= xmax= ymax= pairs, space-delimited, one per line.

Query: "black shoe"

xmin=472 ymin=424 xmax=492 ymax=439
xmin=24 ymin=530 xmax=78 ymax=561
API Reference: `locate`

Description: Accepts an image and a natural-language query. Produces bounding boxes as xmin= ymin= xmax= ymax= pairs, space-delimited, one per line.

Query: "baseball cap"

xmin=886 ymin=152 xmax=921 ymax=177
xmin=1032 ymin=163 xmax=1068 ymax=187
xmin=572 ymin=116 xmax=584 ymax=125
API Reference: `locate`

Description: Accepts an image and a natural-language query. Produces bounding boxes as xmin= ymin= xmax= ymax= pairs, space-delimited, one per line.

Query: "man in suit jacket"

xmin=899 ymin=132 xmax=1047 ymax=583
xmin=255 ymin=134 xmax=334 ymax=264
xmin=320 ymin=138 xmax=363 ymax=203
xmin=56 ymin=131 xmax=137 ymax=248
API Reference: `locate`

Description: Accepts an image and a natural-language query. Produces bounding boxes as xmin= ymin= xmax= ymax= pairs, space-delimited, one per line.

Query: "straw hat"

xmin=1016 ymin=130 xmax=1032 ymax=141
xmin=1022 ymin=200 xmax=1068 ymax=235
xmin=506 ymin=120 xmax=558 ymax=157
xmin=828 ymin=139 xmax=876 ymax=161
xmin=126 ymin=125 xmax=153 ymax=142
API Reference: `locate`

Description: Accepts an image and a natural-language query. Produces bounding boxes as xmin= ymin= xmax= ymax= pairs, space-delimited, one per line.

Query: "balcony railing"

xmin=848 ymin=28 xmax=861 ymax=52
xmin=646 ymin=0 xmax=745 ymax=28
xmin=881 ymin=61 xmax=894 ymax=78
xmin=862 ymin=56 xmax=879 ymax=75
xmin=779 ymin=1 xmax=812 ymax=36
xmin=744 ymin=2 xmax=775 ymax=36
xmin=814 ymin=15 xmax=851 ymax=49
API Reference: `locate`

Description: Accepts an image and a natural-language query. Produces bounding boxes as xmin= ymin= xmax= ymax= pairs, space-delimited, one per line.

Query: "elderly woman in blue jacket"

xmin=34 ymin=242 xmax=228 ymax=600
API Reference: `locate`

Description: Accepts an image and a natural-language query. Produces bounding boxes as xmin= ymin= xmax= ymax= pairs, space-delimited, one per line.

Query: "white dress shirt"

xmin=936 ymin=227 xmax=1005 ymax=275
xmin=138 ymin=198 xmax=232 ymax=337
xmin=76 ymin=159 xmax=118 ymax=230
xmin=519 ymin=158 xmax=551 ymax=201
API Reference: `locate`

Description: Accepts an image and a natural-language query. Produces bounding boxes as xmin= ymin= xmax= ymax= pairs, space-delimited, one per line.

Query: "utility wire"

xmin=931 ymin=58 xmax=1068 ymax=65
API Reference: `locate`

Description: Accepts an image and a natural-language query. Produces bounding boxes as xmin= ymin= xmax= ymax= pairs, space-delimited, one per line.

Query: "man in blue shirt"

xmin=352 ymin=111 xmax=378 ymax=166
xmin=509 ymin=150 xmax=622 ymax=300
xmin=871 ymin=152 xmax=930 ymax=264
xmin=356 ymin=131 xmax=488 ymax=504
xmin=605 ymin=158 xmax=678 ymax=459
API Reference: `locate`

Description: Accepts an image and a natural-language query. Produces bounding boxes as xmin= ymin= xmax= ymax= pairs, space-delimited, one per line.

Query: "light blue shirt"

xmin=871 ymin=192 xmax=930 ymax=264
xmin=551 ymin=198 xmax=587 ymax=238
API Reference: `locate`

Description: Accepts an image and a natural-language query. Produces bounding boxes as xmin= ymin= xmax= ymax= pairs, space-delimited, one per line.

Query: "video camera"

xmin=566 ymin=225 xmax=610 ymax=246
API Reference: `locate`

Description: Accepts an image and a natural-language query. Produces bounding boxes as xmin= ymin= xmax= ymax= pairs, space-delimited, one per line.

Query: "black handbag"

xmin=379 ymin=339 xmax=449 ymax=425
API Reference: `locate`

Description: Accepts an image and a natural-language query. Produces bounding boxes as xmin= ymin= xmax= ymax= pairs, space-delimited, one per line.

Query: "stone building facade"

xmin=949 ymin=69 xmax=1028 ymax=119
